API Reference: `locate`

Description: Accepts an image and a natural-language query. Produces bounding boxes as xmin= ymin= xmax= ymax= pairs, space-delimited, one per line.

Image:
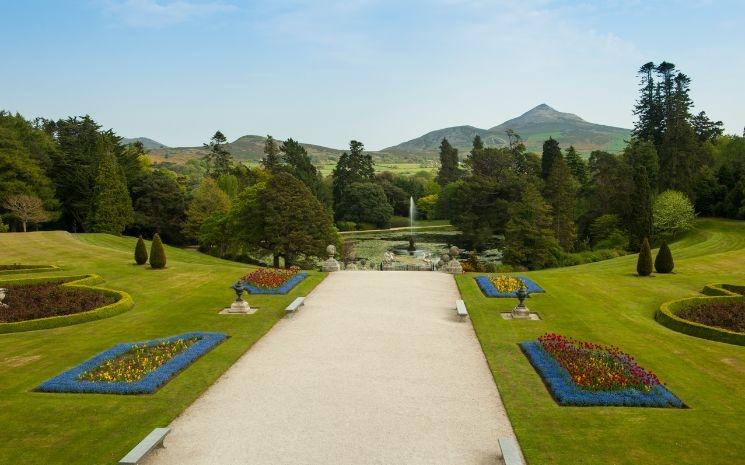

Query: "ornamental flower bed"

xmin=0 ymin=280 xmax=117 ymax=323
xmin=475 ymin=275 xmax=545 ymax=298
xmin=37 ymin=332 xmax=227 ymax=394
xmin=520 ymin=333 xmax=684 ymax=408
xmin=240 ymin=267 xmax=308 ymax=295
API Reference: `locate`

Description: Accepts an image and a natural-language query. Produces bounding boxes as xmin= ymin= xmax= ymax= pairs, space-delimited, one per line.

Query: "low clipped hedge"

xmin=0 ymin=264 xmax=60 ymax=276
xmin=655 ymin=283 xmax=745 ymax=346
xmin=0 ymin=274 xmax=134 ymax=334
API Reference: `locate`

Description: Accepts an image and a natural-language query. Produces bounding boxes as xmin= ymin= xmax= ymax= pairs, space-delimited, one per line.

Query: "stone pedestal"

xmin=323 ymin=244 xmax=341 ymax=272
xmin=322 ymin=258 xmax=341 ymax=272
xmin=511 ymin=304 xmax=531 ymax=319
xmin=442 ymin=259 xmax=463 ymax=274
xmin=229 ymin=300 xmax=252 ymax=313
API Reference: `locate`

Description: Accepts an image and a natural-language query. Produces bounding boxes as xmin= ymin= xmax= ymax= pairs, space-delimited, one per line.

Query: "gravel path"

xmin=143 ymin=271 xmax=517 ymax=465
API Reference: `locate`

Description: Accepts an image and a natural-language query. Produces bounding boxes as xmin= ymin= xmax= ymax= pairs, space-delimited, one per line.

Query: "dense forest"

xmin=1 ymin=61 xmax=743 ymax=270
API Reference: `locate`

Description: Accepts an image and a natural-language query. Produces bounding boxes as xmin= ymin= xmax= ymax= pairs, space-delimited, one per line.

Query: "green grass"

xmin=456 ymin=218 xmax=745 ymax=465
xmin=0 ymin=231 xmax=325 ymax=465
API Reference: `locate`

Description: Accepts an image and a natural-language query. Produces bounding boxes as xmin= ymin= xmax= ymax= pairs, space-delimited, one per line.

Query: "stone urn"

xmin=442 ymin=246 xmax=463 ymax=274
xmin=322 ymin=244 xmax=341 ymax=272
xmin=511 ymin=284 xmax=531 ymax=319
xmin=0 ymin=288 xmax=7 ymax=309
xmin=228 ymin=282 xmax=252 ymax=313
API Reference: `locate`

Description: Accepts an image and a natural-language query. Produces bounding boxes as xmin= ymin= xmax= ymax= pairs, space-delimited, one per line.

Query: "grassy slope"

xmin=0 ymin=232 xmax=324 ymax=465
xmin=456 ymin=218 xmax=745 ymax=465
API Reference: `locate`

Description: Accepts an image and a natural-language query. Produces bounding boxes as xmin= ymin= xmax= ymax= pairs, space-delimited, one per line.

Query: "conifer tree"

xmin=637 ymin=237 xmax=653 ymax=276
xmin=654 ymin=240 xmax=674 ymax=273
xmin=149 ymin=233 xmax=167 ymax=269
xmin=261 ymin=135 xmax=281 ymax=171
xmin=471 ymin=135 xmax=484 ymax=151
xmin=436 ymin=138 xmax=461 ymax=186
xmin=541 ymin=137 xmax=562 ymax=180
xmin=89 ymin=150 xmax=134 ymax=235
xmin=332 ymin=140 xmax=374 ymax=216
xmin=202 ymin=131 xmax=232 ymax=177
xmin=564 ymin=146 xmax=588 ymax=185
xmin=544 ymin=157 xmax=578 ymax=251
xmin=628 ymin=164 xmax=653 ymax=251
xmin=134 ymin=235 xmax=148 ymax=265
xmin=503 ymin=184 xmax=558 ymax=270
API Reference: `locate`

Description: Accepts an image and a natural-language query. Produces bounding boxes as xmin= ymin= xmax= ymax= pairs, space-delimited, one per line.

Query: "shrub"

xmin=655 ymin=240 xmax=674 ymax=273
xmin=149 ymin=233 xmax=167 ymax=269
xmin=389 ymin=216 xmax=410 ymax=228
xmin=336 ymin=221 xmax=356 ymax=232
xmin=637 ymin=237 xmax=653 ymax=276
xmin=134 ymin=236 xmax=148 ymax=265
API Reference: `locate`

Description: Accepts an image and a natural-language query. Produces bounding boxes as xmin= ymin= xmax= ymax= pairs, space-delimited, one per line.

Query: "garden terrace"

xmin=0 ymin=231 xmax=324 ymax=465
xmin=456 ymin=218 xmax=745 ymax=465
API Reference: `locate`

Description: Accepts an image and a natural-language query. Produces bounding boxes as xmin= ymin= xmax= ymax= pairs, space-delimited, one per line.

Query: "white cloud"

xmin=99 ymin=0 xmax=238 ymax=27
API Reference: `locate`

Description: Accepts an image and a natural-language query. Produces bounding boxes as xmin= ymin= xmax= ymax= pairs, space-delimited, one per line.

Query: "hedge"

xmin=0 ymin=264 xmax=60 ymax=276
xmin=0 ymin=274 xmax=134 ymax=334
xmin=655 ymin=283 xmax=745 ymax=346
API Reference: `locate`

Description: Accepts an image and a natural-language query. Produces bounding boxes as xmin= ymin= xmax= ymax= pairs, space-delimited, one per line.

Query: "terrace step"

xmin=119 ymin=427 xmax=170 ymax=464
xmin=285 ymin=297 xmax=305 ymax=314
xmin=498 ymin=437 xmax=525 ymax=465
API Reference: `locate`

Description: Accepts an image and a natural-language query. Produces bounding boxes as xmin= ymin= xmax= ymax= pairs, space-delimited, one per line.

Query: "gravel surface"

xmin=144 ymin=271 xmax=517 ymax=465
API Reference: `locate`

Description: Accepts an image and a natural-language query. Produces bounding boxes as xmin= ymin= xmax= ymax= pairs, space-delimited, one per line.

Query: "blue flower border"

xmin=475 ymin=275 xmax=545 ymax=298
xmin=240 ymin=272 xmax=308 ymax=295
xmin=36 ymin=332 xmax=228 ymax=395
xmin=519 ymin=341 xmax=685 ymax=408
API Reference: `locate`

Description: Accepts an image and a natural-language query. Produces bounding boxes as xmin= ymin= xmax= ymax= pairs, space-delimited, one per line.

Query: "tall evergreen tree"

xmin=279 ymin=138 xmax=326 ymax=203
xmin=564 ymin=145 xmax=588 ymax=185
xmin=261 ymin=135 xmax=281 ymax=171
xmin=503 ymin=184 xmax=558 ymax=270
xmin=202 ymin=131 xmax=232 ymax=177
xmin=89 ymin=150 xmax=134 ymax=235
xmin=472 ymin=135 xmax=484 ymax=151
xmin=332 ymin=140 xmax=374 ymax=215
xmin=623 ymin=140 xmax=659 ymax=192
xmin=541 ymin=137 xmax=562 ymax=180
xmin=544 ymin=157 xmax=578 ymax=251
xmin=628 ymin=164 xmax=653 ymax=251
xmin=436 ymin=138 xmax=461 ymax=186
xmin=633 ymin=62 xmax=664 ymax=144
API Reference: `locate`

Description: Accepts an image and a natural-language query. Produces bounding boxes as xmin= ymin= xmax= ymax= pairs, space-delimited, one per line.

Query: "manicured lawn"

xmin=457 ymin=218 xmax=745 ymax=465
xmin=0 ymin=231 xmax=324 ymax=465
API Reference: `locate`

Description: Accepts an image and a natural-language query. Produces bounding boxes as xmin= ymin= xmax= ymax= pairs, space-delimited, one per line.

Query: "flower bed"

xmin=677 ymin=300 xmax=745 ymax=333
xmin=475 ymin=275 xmax=544 ymax=298
xmin=520 ymin=333 xmax=684 ymax=408
xmin=0 ymin=274 xmax=133 ymax=334
xmin=240 ymin=268 xmax=308 ymax=295
xmin=37 ymin=332 xmax=227 ymax=394
xmin=0 ymin=280 xmax=117 ymax=323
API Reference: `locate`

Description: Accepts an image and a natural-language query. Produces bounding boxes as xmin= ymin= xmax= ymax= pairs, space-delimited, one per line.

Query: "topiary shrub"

xmin=655 ymin=240 xmax=674 ymax=273
xmin=637 ymin=237 xmax=653 ymax=276
xmin=134 ymin=236 xmax=148 ymax=265
xmin=149 ymin=233 xmax=167 ymax=269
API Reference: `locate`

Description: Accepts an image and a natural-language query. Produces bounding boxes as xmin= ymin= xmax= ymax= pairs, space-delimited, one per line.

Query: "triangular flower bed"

xmin=37 ymin=332 xmax=227 ymax=394
xmin=520 ymin=333 xmax=685 ymax=408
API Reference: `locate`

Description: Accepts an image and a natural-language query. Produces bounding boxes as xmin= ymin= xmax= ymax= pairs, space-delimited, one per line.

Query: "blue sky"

xmin=1 ymin=0 xmax=743 ymax=150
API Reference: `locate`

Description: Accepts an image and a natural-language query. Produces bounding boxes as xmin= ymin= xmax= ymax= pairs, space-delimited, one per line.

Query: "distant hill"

xmin=135 ymin=104 xmax=631 ymax=165
xmin=121 ymin=137 xmax=168 ymax=150
xmin=383 ymin=104 xmax=630 ymax=156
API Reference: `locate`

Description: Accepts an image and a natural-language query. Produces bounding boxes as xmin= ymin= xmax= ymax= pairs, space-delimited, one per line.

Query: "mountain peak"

xmin=491 ymin=104 xmax=585 ymax=131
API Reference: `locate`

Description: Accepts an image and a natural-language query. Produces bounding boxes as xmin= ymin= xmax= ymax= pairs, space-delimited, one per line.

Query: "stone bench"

xmin=285 ymin=297 xmax=305 ymax=314
xmin=498 ymin=437 xmax=525 ymax=465
xmin=119 ymin=427 xmax=170 ymax=464
xmin=456 ymin=299 xmax=468 ymax=319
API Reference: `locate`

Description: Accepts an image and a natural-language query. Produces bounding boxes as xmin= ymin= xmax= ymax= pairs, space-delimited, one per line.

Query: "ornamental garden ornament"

xmin=512 ymin=282 xmax=531 ymax=319
xmin=0 ymin=288 xmax=7 ymax=309
xmin=227 ymin=281 xmax=252 ymax=313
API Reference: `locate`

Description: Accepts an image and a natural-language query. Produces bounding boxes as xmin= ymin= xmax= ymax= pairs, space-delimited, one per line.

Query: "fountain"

xmin=408 ymin=196 xmax=417 ymax=252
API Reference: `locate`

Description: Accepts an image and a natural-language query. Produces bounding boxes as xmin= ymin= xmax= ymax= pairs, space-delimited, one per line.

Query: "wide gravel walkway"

xmin=144 ymin=271 xmax=516 ymax=465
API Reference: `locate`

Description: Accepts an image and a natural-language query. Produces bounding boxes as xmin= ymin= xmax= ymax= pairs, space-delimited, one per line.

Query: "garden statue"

xmin=0 ymin=288 xmax=7 ymax=309
xmin=512 ymin=283 xmax=531 ymax=319
xmin=442 ymin=246 xmax=463 ymax=274
xmin=408 ymin=236 xmax=416 ymax=252
xmin=322 ymin=244 xmax=341 ymax=272
xmin=228 ymin=281 xmax=252 ymax=313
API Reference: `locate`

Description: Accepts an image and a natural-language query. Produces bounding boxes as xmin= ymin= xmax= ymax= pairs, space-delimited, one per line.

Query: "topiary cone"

xmin=637 ymin=237 xmax=653 ymax=276
xmin=134 ymin=235 xmax=148 ymax=265
xmin=654 ymin=240 xmax=674 ymax=273
xmin=149 ymin=233 xmax=167 ymax=269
